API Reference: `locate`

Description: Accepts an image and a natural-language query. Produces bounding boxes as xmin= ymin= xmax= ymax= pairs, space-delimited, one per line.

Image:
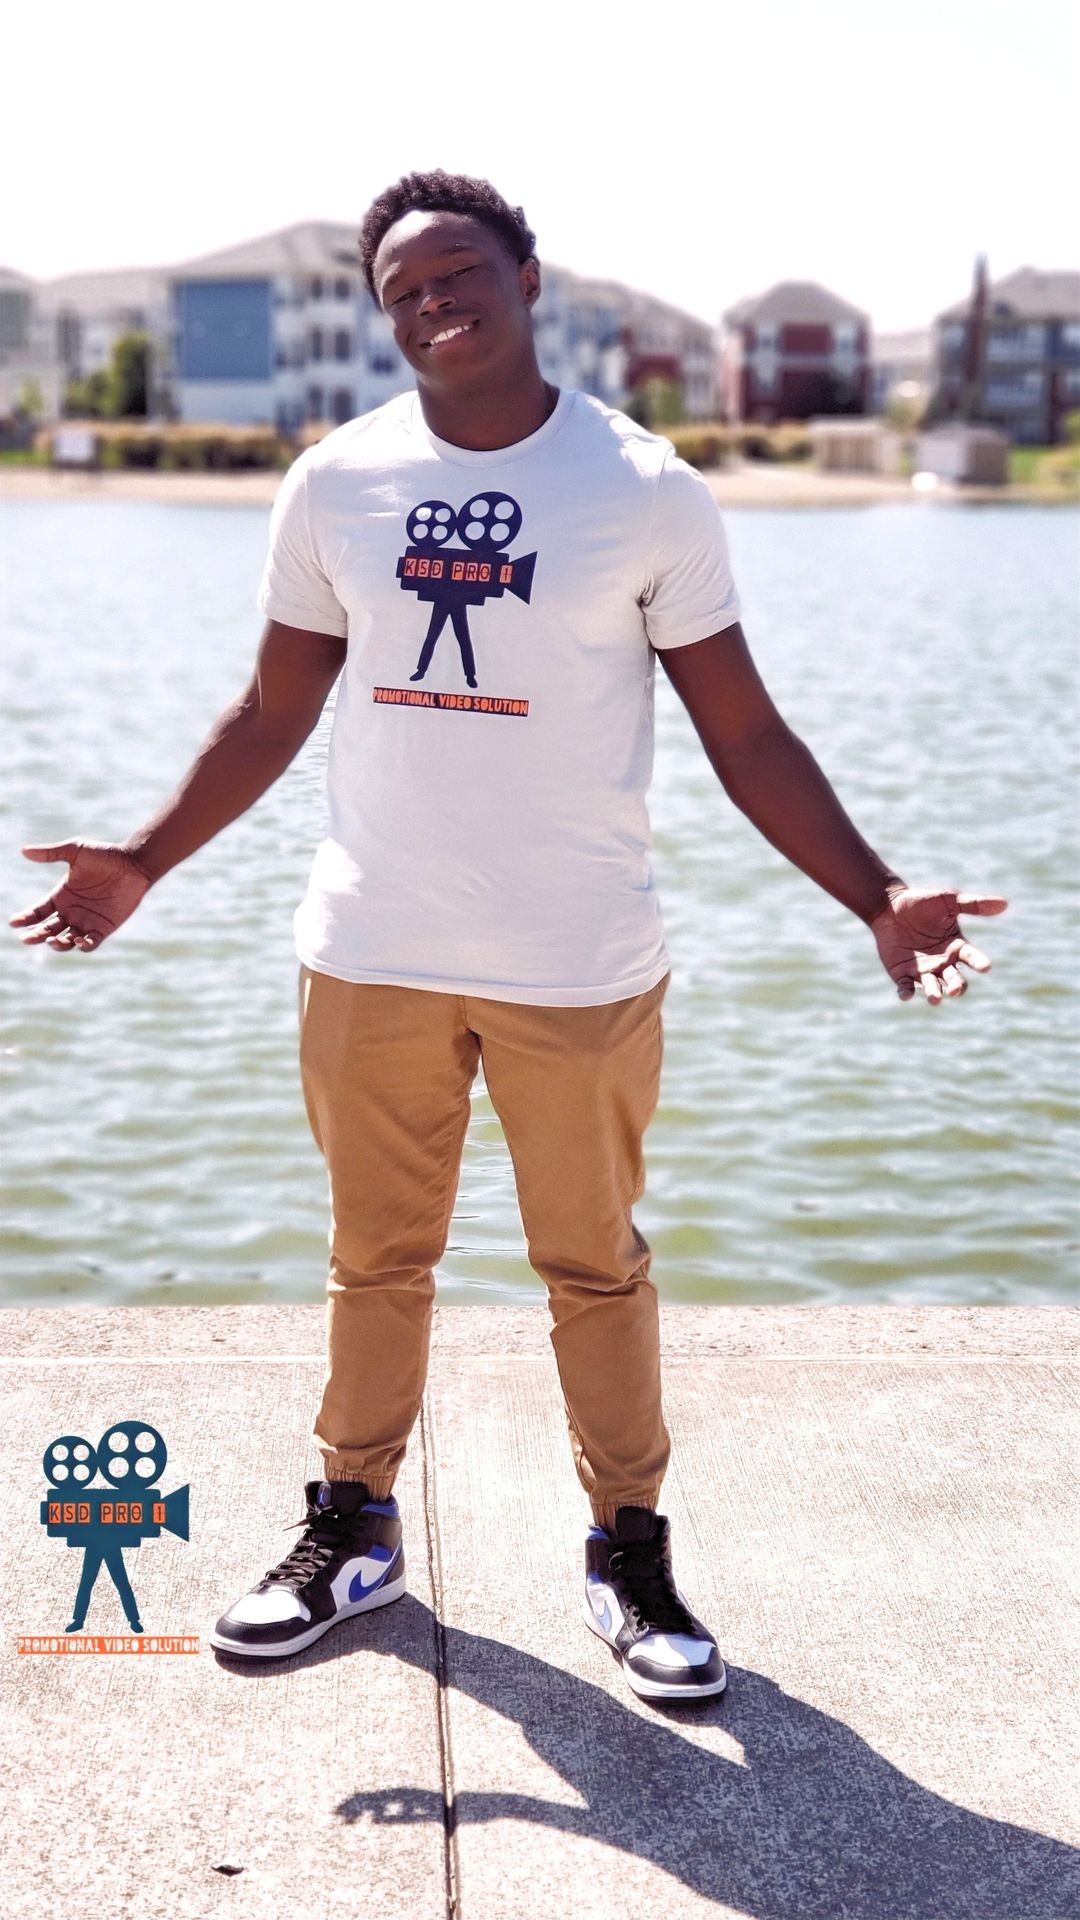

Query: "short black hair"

xmin=358 ymin=169 xmax=537 ymax=302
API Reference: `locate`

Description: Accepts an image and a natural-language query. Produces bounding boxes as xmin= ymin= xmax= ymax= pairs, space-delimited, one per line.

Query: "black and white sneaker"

xmin=583 ymin=1506 xmax=727 ymax=1701
xmin=210 ymin=1479 xmax=405 ymax=1658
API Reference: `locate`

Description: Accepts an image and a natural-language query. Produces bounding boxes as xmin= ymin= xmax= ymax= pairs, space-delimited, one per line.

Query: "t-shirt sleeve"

xmin=640 ymin=450 xmax=741 ymax=651
xmin=256 ymin=451 xmax=349 ymax=638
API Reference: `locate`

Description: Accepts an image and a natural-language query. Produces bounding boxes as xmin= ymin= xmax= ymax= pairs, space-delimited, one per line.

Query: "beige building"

xmin=0 ymin=266 xmax=64 ymax=427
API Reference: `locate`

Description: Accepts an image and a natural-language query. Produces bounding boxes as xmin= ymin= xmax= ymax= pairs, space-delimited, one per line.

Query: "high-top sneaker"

xmin=210 ymin=1479 xmax=405 ymax=1658
xmin=583 ymin=1506 xmax=727 ymax=1701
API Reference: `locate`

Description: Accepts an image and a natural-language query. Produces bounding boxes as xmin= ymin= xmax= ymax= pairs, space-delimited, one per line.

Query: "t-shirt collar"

xmin=408 ymin=386 xmax=576 ymax=466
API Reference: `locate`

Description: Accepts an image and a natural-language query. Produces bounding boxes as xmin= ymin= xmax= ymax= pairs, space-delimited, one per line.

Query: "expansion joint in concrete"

xmin=420 ymin=1391 xmax=461 ymax=1920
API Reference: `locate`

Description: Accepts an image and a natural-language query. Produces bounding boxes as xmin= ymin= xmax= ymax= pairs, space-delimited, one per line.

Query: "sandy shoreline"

xmin=0 ymin=462 xmax=1072 ymax=508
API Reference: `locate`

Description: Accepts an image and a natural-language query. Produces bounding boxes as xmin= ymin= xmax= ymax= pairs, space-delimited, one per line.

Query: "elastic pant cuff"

xmin=591 ymin=1494 xmax=660 ymax=1532
xmin=319 ymin=1467 xmax=397 ymax=1497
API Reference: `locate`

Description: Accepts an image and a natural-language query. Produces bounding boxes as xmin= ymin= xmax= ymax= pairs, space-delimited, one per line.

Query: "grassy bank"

xmin=1008 ymin=443 xmax=1080 ymax=491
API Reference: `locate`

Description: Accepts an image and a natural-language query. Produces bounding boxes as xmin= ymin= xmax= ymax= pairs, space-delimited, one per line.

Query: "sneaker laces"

xmin=261 ymin=1501 xmax=357 ymax=1591
xmin=607 ymin=1540 xmax=700 ymax=1636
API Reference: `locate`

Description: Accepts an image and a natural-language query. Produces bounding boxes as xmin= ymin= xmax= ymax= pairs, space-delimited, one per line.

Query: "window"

xmin=332 ymin=388 xmax=354 ymax=423
xmin=370 ymin=352 xmax=397 ymax=375
xmin=309 ymin=276 xmax=324 ymax=300
xmin=306 ymin=385 xmax=324 ymax=418
xmin=309 ymin=328 xmax=324 ymax=362
xmin=985 ymin=374 xmax=1043 ymax=406
xmin=986 ymin=324 xmax=1045 ymax=362
xmin=333 ymin=329 xmax=351 ymax=361
xmin=334 ymin=278 xmax=351 ymax=301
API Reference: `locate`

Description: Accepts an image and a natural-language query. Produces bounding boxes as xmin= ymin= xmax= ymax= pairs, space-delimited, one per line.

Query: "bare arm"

xmin=10 ymin=620 xmax=347 ymax=952
xmin=656 ymin=622 xmax=908 ymax=926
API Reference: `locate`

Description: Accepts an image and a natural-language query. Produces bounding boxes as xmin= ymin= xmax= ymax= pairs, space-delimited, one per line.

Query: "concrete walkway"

xmin=3 ymin=1304 xmax=1078 ymax=1920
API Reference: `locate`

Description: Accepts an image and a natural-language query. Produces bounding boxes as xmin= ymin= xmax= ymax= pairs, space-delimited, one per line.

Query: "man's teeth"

xmin=427 ymin=324 xmax=473 ymax=347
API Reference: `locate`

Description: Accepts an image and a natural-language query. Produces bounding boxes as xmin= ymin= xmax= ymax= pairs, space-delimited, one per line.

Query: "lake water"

xmin=1 ymin=497 xmax=1077 ymax=1309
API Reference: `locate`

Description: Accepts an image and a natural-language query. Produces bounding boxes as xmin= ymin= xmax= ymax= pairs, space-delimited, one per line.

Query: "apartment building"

xmin=34 ymin=266 xmax=172 ymax=414
xmin=564 ymin=276 xmax=717 ymax=418
xmin=0 ymin=266 xmax=65 ymax=423
xmin=932 ymin=266 xmax=1080 ymax=445
xmin=164 ymin=221 xmax=713 ymax=427
xmin=9 ymin=221 xmax=720 ymax=428
xmin=721 ymin=281 xmax=870 ymax=423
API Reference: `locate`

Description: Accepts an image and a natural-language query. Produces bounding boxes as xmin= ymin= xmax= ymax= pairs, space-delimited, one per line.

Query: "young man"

xmin=11 ymin=172 xmax=1006 ymax=1704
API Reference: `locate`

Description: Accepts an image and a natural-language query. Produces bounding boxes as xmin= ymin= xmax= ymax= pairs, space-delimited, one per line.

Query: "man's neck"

xmin=416 ymin=361 xmax=560 ymax=452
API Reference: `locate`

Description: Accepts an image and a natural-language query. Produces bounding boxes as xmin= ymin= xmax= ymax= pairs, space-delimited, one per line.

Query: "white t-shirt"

xmin=256 ymin=385 xmax=741 ymax=1006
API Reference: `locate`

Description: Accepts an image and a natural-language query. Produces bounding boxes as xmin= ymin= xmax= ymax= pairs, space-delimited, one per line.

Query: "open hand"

xmin=870 ymin=885 xmax=1008 ymax=1005
xmin=9 ymin=840 xmax=153 ymax=953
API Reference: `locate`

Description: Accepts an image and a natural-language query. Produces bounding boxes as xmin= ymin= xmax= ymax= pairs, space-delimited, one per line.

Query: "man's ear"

xmin=520 ymin=256 xmax=541 ymax=308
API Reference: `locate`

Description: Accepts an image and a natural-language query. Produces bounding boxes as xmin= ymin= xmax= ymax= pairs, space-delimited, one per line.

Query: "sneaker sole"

xmin=582 ymin=1598 xmax=728 ymax=1700
xmin=210 ymin=1567 xmax=407 ymax=1659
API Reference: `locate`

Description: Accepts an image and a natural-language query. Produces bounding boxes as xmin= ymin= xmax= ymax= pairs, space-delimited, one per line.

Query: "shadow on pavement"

xmin=214 ymin=1595 xmax=1078 ymax=1919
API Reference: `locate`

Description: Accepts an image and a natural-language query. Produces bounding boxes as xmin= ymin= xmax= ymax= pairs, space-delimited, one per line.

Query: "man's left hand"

xmin=869 ymin=886 xmax=1009 ymax=1005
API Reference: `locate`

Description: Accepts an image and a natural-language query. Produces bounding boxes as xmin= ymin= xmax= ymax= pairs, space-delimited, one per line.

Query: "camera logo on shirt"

xmin=376 ymin=492 xmax=536 ymax=716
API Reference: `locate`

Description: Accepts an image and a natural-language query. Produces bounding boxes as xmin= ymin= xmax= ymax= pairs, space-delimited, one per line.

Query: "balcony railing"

xmin=986 ymin=333 xmax=1045 ymax=363
xmin=985 ymin=382 xmax=1044 ymax=408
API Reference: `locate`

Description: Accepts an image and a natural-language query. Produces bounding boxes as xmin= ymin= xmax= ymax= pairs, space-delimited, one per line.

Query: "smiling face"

xmin=373 ymin=208 xmax=541 ymax=389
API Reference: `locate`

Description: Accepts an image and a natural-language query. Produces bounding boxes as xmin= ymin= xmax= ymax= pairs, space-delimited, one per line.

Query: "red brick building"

xmin=721 ymin=281 xmax=871 ymax=423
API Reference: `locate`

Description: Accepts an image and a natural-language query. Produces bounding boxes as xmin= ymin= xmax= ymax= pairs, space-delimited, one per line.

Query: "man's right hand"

xmin=8 ymin=841 xmax=153 ymax=953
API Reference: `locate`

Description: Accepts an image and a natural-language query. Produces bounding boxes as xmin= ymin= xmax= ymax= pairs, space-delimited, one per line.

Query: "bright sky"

xmin=3 ymin=0 xmax=1074 ymax=333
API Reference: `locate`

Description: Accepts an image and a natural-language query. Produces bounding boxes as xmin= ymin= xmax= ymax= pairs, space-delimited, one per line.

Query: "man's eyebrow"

xmin=381 ymin=242 xmax=479 ymax=292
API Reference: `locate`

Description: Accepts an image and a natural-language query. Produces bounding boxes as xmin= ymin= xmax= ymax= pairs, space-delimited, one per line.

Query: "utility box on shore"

xmin=808 ymin=417 xmax=904 ymax=474
xmin=49 ymin=425 xmax=100 ymax=470
xmin=915 ymin=424 xmax=1009 ymax=484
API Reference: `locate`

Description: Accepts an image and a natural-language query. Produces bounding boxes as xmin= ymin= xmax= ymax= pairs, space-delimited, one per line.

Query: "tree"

xmin=63 ymin=370 xmax=112 ymax=419
xmin=14 ymin=378 xmax=45 ymax=422
xmin=624 ymin=376 xmax=686 ymax=430
xmin=62 ymin=332 xmax=150 ymax=420
xmin=110 ymin=331 xmax=150 ymax=417
xmin=885 ymin=388 xmax=928 ymax=432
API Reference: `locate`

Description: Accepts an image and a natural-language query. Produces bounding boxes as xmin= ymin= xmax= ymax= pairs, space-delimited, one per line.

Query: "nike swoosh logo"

xmin=349 ymin=1544 xmax=400 ymax=1601
xmin=591 ymin=1592 xmax=613 ymax=1633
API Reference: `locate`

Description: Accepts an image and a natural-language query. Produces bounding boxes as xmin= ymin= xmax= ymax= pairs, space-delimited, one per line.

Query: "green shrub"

xmin=658 ymin=419 xmax=817 ymax=467
xmin=664 ymin=425 xmax=733 ymax=468
xmin=769 ymin=422 xmax=814 ymax=462
xmin=737 ymin=425 xmax=777 ymax=461
xmin=45 ymin=421 xmax=289 ymax=471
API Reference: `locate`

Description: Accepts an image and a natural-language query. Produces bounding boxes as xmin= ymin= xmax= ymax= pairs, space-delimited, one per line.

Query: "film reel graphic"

xmin=406 ymin=499 xmax=455 ymax=545
xmin=406 ymin=492 xmax=523 ymax=553
xmin=458 ymin=491 xmax=523 ymax=550
xmin=43 ymin=1436 xmax=99 ymax=1487
xmin=42 ymin=1421 xmax=168 ymax=1489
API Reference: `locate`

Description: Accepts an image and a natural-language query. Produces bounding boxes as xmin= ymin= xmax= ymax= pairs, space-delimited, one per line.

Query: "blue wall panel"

xmin=175 ymin=279 xmax=272 ymax=380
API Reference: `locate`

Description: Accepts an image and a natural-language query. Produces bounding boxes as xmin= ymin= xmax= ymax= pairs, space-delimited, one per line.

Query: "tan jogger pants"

xmin=298 ymin=962 xmax=672 ymax=1531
